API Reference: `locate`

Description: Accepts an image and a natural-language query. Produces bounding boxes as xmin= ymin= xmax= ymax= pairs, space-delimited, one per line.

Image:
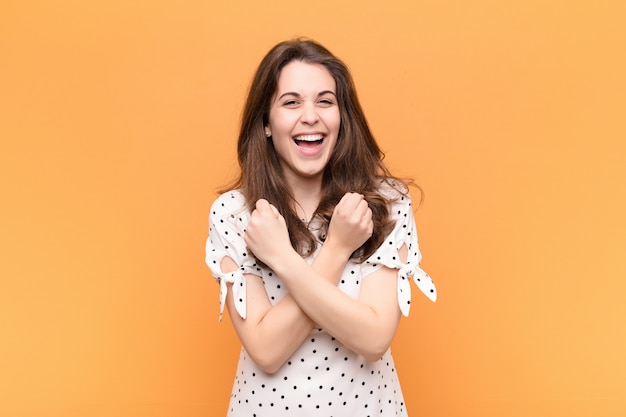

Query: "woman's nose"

xmin=300 ymin=103 xmax=320 ymax=124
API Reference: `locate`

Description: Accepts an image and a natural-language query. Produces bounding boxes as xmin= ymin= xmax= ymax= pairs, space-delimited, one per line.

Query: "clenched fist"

xmin=244 ymin=199 xmax=293 ymax=267
xmin=325 ymin=193 xmax=373 ymax=256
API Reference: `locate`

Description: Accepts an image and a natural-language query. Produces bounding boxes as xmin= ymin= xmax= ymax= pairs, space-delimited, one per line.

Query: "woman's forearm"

xmin=268 ymin=251 xmax=401 ymax=362
xmin=223 ymin=242 xmax=352 ymax=373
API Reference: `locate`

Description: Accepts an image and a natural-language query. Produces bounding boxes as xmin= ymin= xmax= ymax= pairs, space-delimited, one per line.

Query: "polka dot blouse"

xmin=205 ymin=185 xmax=436 ymax=416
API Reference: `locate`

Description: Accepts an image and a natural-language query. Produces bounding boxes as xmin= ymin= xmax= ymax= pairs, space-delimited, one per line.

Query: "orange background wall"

xmin=1 ymin=1 xmax=625 ymax=416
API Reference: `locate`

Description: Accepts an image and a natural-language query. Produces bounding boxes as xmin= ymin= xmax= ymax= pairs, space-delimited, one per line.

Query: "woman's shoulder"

xmin=376 ymin=178 xmax=411 ymax=203
xmin=374 ymin=178 xmax=417 ymax=224
xmin=209 ymin=189 xmax=249 ymax=218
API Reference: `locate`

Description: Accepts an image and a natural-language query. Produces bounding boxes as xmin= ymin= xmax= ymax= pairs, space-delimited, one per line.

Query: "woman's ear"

xmin=264 ymin=128 xmax=271 ymax=137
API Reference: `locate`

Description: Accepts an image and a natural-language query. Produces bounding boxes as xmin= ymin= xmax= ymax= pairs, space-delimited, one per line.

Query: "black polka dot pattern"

xmin=227 ymin=334 xmax=408 ymax=416
xmin=205 ymin=184 xmax=436 ymax=416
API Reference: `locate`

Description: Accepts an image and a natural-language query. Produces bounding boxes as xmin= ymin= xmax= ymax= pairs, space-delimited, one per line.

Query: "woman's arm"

xmin=222 ymin=193 xmax=373 ymax=373
xmin=221 ymin=258 xmax=313 ymax=374
xmin=245 ymin=198 xmax=405 ymax=362
xmin=268 ymin=246 xmax=405 ymax=362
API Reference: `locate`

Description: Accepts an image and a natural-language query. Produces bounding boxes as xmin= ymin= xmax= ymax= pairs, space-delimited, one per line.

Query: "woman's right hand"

xmin=325 ymin=192 xmax=373 ymax=257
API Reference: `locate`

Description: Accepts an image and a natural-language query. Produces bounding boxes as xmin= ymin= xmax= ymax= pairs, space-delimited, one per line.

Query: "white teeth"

xmin=294 ymin=134 xmax=324 ymax=142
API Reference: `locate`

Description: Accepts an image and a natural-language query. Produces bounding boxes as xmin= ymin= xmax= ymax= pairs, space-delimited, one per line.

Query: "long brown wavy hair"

xmin=223 ymin=38 xmax=417 ymax=262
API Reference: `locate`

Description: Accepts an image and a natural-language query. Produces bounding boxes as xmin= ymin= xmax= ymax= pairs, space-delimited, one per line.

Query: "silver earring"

xmin=265 ymin=130 xmax=271 ymax=137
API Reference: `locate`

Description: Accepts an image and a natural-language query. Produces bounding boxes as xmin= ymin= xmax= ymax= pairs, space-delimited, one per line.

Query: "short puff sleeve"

xmin=361 ymin=190 xmax=437 ymax=316
xmin=205 ymin=191 xmax=257 ymax=321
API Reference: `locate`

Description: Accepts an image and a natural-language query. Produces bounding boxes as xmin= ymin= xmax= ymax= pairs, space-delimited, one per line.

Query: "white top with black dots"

xmin=205 ymin=185 xmax=436 ymax=416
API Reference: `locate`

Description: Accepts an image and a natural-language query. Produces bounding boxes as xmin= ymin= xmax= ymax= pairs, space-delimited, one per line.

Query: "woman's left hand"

xmin=244 ymin=199 xmax=294 ymax=266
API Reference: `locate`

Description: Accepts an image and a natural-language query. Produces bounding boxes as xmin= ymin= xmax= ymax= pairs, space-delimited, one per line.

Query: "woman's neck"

xmin=287 ymin=178 xmax=322 ymax=222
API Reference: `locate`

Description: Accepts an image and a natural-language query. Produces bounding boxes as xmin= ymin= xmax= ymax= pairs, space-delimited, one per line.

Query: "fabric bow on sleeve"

xmin=214 ymin=268 xmax=247 ymax=321
xmin=397 ymin=263 xmax=437 ymax=317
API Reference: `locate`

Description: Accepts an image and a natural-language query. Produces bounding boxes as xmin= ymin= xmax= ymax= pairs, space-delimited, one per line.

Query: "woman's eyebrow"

xmin=277 ymin=90 xmax=337 ymax=100
xmin=277 ymin=91 xmax=301 ymax=100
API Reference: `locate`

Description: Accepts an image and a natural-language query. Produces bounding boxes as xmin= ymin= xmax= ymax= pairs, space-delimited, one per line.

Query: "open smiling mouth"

xmin=294 ymin=134 xmax=324 ymax=148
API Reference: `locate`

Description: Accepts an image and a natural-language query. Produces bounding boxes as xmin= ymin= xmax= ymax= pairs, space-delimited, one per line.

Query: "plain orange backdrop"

xmin=1 ymin=1 xmax=625 ymax=416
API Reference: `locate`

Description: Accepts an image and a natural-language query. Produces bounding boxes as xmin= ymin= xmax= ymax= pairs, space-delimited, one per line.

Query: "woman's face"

xmin=266 ymin=60 xmax=341 ymax=189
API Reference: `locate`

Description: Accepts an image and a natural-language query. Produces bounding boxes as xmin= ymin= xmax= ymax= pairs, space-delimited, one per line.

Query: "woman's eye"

xmin=283 ymin=100 xmax=298 ymax=106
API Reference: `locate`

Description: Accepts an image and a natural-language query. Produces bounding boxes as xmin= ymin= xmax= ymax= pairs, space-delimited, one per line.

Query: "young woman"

xmin=206 ymin=38 xmax=436 ymax=416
